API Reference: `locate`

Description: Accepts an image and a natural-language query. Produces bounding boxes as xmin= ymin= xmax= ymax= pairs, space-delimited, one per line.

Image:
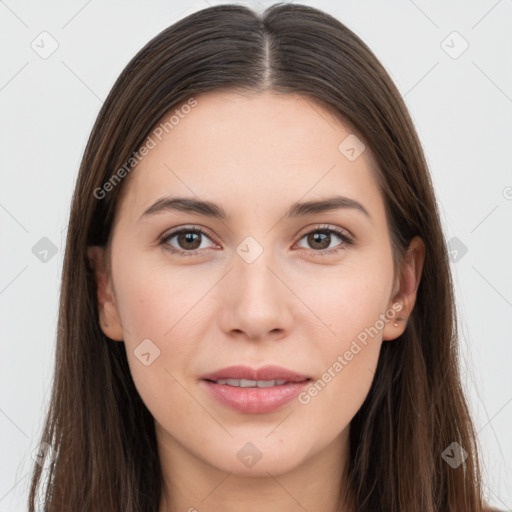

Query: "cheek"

xmin=114 ymin=253 xmax=218 ymax=346
xmin=291 ymin=256 xmax=394 ymax=428
xmin=291 ymin=306 xmax=385 ymax=455
xmin=296 ymin=253 xmax=394 ymax=341
xmin=111 ymin=258 xmax=218 ymax=420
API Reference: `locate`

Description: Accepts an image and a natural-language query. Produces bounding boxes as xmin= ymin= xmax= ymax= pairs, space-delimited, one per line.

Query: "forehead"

xmin=115 ymin=90 xmax=383 ymax=223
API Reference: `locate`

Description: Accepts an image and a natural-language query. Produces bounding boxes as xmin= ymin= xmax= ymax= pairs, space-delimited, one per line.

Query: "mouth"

xmin=204 ymin=378 xmax=311 ymax=387
xmin=199 ymin=364 xmax=311 ymax=383
xmin=199 ymin=365 xmax=313 ymax=414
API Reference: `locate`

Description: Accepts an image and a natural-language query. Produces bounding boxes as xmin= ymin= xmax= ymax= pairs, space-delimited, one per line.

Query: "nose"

xmin=216 ymin=247 xmax=294 ymax=341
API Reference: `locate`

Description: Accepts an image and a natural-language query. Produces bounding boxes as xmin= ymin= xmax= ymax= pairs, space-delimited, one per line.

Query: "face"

xmin=89 ymin=91 xmax=422 ymax=478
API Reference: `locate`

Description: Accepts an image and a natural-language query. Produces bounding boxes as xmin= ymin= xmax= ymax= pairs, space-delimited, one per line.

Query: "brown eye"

xmin=307 ymin=231 xmax=332 ymax=250
xmin=161 ymin=227 xmax=216 ymax=255
xmin=296 ymin=226 xmax=353 ymax=254
xmin=176 ymin=231 xmax=202 ymax=250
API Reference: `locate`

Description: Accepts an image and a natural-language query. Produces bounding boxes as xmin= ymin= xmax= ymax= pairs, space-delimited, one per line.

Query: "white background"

xmin=0 ymin=0 xmax=511 ymax=510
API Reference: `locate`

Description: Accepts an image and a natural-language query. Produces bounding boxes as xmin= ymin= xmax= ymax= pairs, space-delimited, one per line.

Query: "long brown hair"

xmin=29 ymin=3 xmax=485 ymax=511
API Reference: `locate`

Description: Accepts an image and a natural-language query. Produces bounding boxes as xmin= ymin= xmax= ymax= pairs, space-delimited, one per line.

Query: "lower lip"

xmin=201 ymin=380 xmax=310 ymax=414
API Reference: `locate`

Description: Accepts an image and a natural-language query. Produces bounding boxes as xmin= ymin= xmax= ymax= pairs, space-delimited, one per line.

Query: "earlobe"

xmin=383 ymin=236 xmax=425 ymax=341
xmin=100 ymin=300 xmax=125 ymax=341
xmin=87 ymin=246 xmax=124 ymax=341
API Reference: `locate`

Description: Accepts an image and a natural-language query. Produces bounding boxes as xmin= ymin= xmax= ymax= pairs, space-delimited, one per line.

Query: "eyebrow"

xmin=139 ymin=195 xmax=371 ymax=222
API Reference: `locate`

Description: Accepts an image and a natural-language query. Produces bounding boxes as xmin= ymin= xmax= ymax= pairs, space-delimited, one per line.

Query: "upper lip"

xmin=200 ymin=365 xmax=311 ymax=383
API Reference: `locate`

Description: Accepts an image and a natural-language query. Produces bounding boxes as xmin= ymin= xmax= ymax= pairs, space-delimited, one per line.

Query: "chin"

xmin=202 ymin=439 xmax=310 ymax=476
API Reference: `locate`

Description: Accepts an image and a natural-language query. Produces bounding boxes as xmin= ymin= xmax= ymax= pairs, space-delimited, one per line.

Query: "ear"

xmin=87 ymin=245 xmax=124 ymax=341
xmin=383 ymin=236 xmax=425 ymax=341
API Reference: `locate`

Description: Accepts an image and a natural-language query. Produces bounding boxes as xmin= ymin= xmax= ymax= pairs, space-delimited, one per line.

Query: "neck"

xmin=157 ymin=425 xmax=353 ymax=512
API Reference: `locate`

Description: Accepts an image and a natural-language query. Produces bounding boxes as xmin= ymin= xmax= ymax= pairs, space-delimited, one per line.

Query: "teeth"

xmin=215 ymin=378 xmax=288 ymax=388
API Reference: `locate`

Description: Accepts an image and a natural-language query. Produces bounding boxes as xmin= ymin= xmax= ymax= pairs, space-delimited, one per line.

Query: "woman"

xmin=28 ymin=3 xmax=490 ymax=511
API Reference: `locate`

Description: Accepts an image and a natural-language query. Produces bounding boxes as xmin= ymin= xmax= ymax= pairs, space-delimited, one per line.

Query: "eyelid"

xmin=295 ymin=223 xmax=354 ymax=243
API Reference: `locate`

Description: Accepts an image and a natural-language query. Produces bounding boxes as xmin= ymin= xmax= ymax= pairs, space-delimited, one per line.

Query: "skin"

xmin=88 ymin=90 xmax=425 ymax=512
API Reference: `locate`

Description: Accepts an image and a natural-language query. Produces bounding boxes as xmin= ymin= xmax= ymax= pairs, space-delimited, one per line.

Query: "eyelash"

xmin=158 ymin=224 xmax=354 ymax=257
